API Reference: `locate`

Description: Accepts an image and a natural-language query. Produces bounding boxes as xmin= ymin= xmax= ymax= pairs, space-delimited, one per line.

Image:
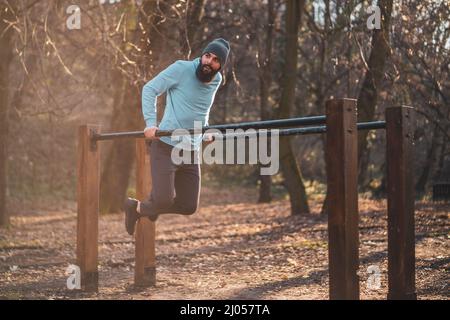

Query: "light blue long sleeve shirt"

xmin=142 ymin=57 xmax=222 ymax=151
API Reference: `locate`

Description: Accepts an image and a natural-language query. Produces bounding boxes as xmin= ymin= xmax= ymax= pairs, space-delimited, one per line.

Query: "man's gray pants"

xmin=140 ymin=139 xmax=200 ymax=218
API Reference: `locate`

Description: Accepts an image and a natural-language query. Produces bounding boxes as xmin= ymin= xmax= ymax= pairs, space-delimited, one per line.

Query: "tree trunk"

xmin=356 ymin=0 xmax=393 ymax=188
xmin=0 ymin=4 xmax=15 ymax=226
xmin=432 ymin=104 xmax=450 ymax=183
xmin=433 ymin=128 xmax=448 ymax=182
xmin=416 ymin=123 xmax=440 ymax=195
xmin=257 ymin=0 xmax=275 ymax=203
xmin=100 ymin=1 xmax=149 ymax=213
xmin=100 ymin=78 xmax=141 ymax=213
xmin=278 ymin=0 xmax=309 ymax=215
xmin=182 ymin=0 xmax=207 ymax=57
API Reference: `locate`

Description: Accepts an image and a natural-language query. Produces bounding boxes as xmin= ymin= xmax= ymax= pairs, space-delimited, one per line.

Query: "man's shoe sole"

xmin=125 ymin=198 xmax=138 ymax=236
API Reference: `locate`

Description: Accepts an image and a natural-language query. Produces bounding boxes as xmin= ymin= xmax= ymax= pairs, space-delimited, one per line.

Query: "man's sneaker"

xmin=147 ymin=211 xmax=159 ymax=222
xmin=124 ymin=198 xmax=139 ymax=236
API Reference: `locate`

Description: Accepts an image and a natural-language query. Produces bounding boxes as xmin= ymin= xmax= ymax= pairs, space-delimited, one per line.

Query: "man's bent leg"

xmin=139 ymin=140 xmax=177 ymax=220
xmin=159 ymin=161 xmax=200 ymax=215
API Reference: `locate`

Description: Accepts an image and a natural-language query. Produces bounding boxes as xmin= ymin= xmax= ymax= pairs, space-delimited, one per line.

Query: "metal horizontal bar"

xmin=92 ymin=130 xmax=144 ymax=141
xmin=204 ymin=115 xmax=327 ymax=131
xmin=154 ymin=116 xmax=328 ymax=137
xmin=213 ymin=126 xmax=326 ymax=139
xmin=357 ymin=121 xmax=386 ymax=130
xmin=91 ymin=120 xmax=386 ymax=141
xmin=212 ymin=121 xmax=386 ymax=139
xmin=92 ymin=115 xmax=327 ymax=141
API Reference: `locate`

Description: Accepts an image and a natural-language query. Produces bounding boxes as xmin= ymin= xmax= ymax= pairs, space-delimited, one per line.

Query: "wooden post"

xmin=77 ymin=124 xmax=100 ymax=292
xmin=326 ymin=98 xmax=359 ymax=300
xmin=386 ymin=106 xmax=416 ymax=300
xmin=134 ymin=139 xmax=156 ymax=286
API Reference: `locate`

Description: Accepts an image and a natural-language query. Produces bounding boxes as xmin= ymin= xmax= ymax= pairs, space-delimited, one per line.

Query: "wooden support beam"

xmin=77 ymin=124 xmax=100 ymax=292
xmin=326 ymin=98 xmax=359 ymax=300
xmin=386 ymin=106 xmax=416 ymax=300
xmin=134 ymin=139 xmax=156 ymax=287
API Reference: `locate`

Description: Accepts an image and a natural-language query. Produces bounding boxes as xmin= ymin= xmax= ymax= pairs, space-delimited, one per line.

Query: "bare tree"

xmin=356 ymin=0 xmax=393 ymax=187
xmin=0 ymin=1 xmax=16 ymax=226
xmin=256 ymin=0 xmax=275 ymax=203
xmin=278 ymin=0 xmax=310 ymax=215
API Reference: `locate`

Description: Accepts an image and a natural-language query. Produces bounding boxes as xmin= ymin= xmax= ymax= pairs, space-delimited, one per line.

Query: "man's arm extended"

xmin=142 ymin=61 xmax=182 ymax=128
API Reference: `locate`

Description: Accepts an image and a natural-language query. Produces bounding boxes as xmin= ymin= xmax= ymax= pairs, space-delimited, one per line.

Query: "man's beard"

xmin=196 ymin=61 xmax=219 ymax=83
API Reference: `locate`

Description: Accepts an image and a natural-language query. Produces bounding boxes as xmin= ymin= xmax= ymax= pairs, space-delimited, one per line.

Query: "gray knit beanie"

xmin=202 ymin=38 xmax=230 ymax=68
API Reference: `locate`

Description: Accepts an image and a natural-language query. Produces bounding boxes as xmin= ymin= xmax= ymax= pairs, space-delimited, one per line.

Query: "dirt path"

xmin=0 ymin=187 xmax=448 ymax=300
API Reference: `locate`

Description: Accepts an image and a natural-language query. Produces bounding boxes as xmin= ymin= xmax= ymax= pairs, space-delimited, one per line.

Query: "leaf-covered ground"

xmin=0 ymin=186 xmax=448 ymax=300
